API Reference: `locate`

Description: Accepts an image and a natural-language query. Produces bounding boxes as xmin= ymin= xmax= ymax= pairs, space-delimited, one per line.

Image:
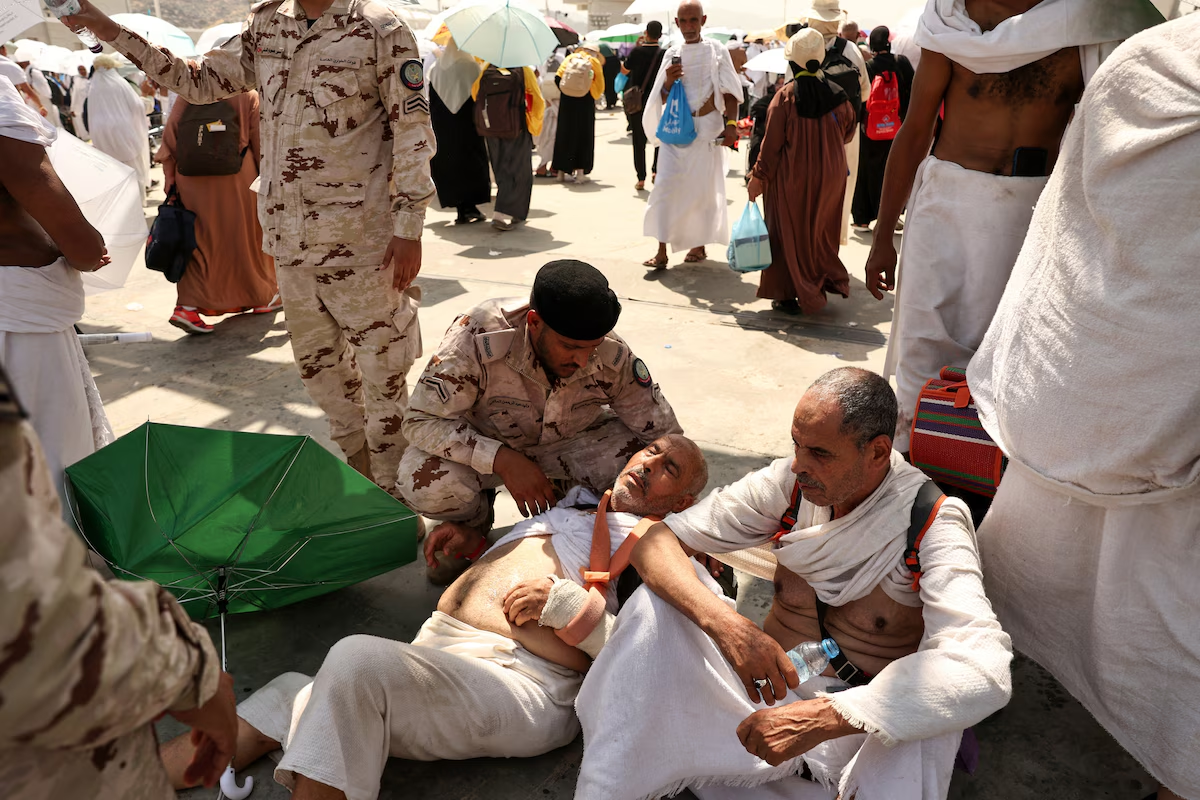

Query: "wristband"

xmin=464 ymin=536 xmax=489 ymax=561
xmin=725 ymin=119 xmax=737 ymax=126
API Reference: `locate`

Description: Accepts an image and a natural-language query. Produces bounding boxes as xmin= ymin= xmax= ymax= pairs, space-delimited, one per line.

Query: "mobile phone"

xmin=671 ymin=55 xmax=682 ymax=65
xmin=1012 ymin=147 xmax=1048 ymax=177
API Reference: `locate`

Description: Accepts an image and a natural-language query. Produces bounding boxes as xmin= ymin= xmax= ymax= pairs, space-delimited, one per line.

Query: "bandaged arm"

xmin=539 ymin=577 xmax=616 ymax=659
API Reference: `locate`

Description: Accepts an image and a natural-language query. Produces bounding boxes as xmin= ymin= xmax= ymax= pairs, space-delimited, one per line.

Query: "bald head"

xmin=676 ymin=1 xmax=706 ymax=43
xmin=610 ymin=434 xmax=708 ymax=517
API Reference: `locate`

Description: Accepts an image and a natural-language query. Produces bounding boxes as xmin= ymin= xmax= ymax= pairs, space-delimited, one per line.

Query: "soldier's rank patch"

xmin=633 ymin=358 xmax=652 ymax=387
xmin=421 ymin=376 xmax=449 ymax=404
xmin=404 ymin=93 xmax=430 ymax=116
xmin=401 ymin=59 xmax=424 ymax=91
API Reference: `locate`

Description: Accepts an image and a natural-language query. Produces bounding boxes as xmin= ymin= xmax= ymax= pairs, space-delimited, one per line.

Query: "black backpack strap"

xmin=814 ymin=597 xmax=871 ymax=687
xmin=904 ymin=480 xmax=947 ymax=591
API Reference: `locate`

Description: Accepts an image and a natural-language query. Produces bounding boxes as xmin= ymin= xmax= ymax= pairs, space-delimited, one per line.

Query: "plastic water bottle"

xmin=786 ymin=637 xmax=840 ymax=684
xmin=43 ymin=0 xmax=105 ymax=54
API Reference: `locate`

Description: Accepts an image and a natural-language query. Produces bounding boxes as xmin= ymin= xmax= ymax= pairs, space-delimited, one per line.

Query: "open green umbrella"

xmin=65 ymin=422 xmax=419 ymax=631
xmin=443 ymin=0 xmax=559 ymax=68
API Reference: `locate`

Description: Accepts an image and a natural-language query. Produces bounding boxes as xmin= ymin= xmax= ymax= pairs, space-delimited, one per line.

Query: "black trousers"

xmin=629 ymin=111 xmax=659 ymax=182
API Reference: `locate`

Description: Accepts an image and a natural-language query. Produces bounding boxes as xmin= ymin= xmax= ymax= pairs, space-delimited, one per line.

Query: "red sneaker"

xmin=170 ymin=306 xmax=214 ymax=335
xmin=248 ymin=293 xmax=282 ymax=314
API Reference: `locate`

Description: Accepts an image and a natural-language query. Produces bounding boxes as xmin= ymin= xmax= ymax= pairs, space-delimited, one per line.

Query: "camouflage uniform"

xmin=0 ymin=371 xmax=220 ymax=800
xmin=111 ymin=0 xmax=435 ymax=489
xmin=399 ymin=299 xmax=682 ymax=528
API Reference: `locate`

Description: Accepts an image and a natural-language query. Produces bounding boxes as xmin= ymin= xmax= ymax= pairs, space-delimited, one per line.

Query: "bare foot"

xmin=683 ymin=247 xmax=706 ymax=263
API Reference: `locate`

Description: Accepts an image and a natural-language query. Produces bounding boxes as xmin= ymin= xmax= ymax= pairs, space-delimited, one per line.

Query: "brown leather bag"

xmin=623 ymin=46 xmax=664 ymax=117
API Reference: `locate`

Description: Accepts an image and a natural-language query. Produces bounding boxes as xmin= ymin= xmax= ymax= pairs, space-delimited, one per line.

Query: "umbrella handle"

xmin=220 ymin=765 xmax=254 ymax=800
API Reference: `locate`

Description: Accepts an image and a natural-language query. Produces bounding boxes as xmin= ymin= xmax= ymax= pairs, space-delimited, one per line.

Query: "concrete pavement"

xmin=77 ymin=108 xmax=1154 ymax=799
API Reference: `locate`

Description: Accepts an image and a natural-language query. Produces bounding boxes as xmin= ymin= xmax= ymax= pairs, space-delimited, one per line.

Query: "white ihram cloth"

xmin=642 ymin=39 xmax=742 ymax=252
xmin=883 ymin=155 xmax=1046 ymax=451
xmin=0 ymin=80 xmax=113 ymax=498
xmin=86 ymin=67 xmax=150 ymax=191
xmin=575 ymin=454 xmax=1012 ymax=800
xmin=236 ymin=488 xmax=638 ymax=800
xmin=69 ymin=75 xmax=89 ymax=140
xmin=238 ymin=616 xmax=582 ymax=800
xmin=968 ymin=16 xmax=1200 ymax=796
xmin=915 ymin=0 xmax=1164 ymax=78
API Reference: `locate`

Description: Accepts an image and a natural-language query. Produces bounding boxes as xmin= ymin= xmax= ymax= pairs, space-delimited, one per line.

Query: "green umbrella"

xmin=65 ymin=422 xmax=419 ymax=632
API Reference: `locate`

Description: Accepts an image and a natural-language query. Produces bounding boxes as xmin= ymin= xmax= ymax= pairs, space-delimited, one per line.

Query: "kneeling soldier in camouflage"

xmin=399 ymin=260 xmax=683 ymax=583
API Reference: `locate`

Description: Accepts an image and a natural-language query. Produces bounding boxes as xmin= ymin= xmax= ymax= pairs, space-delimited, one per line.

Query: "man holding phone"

xmin=639 ymin=1 xmax=742 ymax=269
xmin=863 ymin=0 xmax=1162 ymax=451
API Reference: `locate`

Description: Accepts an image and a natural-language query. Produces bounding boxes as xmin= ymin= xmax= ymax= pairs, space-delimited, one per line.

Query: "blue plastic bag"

xmin=614 ymin=72 xmax=629 ymax=94
xmin=656 ymin=81 xmax=697 ymax=146
xmin=727 ymin=201 xmax=772 ymax=273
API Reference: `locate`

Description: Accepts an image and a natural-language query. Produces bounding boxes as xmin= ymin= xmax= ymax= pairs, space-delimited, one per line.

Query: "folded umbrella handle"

xmin=220 ymin=765 xmax=254 ymax=800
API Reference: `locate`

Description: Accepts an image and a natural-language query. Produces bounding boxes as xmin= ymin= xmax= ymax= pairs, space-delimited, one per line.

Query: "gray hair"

xmin=808 ymin=368 xmax=897 ymax=449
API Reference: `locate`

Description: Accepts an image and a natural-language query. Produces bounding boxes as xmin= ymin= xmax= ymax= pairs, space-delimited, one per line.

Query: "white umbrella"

xmin=194 ymin=22 xmax=243 ymax=55
xmin=32 ymin=44 xmax=75 ymax=73
xmin=47 ymin=131 xmax=148 ymax=295
xmin=742 ymin=46 xmax=788 ymax=75
xmin=0 ymin=1 xmax=42 ymax=45
xmin=110 ymin=13 xmax=198 ymax=58
xmin=623 ymin=0 xmax=676 ymax=15
xmin=443 ymin=0 xmax=558 ymax=68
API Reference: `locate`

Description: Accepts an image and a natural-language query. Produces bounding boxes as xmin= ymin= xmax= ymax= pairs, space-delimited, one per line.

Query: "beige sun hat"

xmin=784 ymin=27 xmax=826 ymax=70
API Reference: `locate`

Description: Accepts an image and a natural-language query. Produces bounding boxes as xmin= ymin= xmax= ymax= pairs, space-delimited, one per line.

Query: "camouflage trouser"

xmin=276 ymin=264 xmax=422 ymax=495
xmin=396 ymin=412 xmax=644 ymax=529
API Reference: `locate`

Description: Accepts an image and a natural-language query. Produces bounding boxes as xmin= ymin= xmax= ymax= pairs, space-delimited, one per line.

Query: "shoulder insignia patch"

xmin=632 ymin=358 xmax=652 ymax=387
xmin=421 ymin=376 xmax=450 ymax=404
xmin=401 ymin=59 xmax=424 ymax=91
xmin=404 ymin=93 xmax=429 ymax=116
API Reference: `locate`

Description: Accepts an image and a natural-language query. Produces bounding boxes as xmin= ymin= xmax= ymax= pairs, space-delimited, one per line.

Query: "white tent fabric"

xmin=48 ymin=131 xmax=147 ymax=295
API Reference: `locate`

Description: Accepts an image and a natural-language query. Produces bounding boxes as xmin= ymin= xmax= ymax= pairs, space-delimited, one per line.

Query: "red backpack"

xmin=865 ymin=71 xmax=901 ymax=141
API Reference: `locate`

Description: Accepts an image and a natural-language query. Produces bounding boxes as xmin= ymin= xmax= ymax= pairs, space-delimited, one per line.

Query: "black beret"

xmin=530 ymin=260 xmax=622 ymax=341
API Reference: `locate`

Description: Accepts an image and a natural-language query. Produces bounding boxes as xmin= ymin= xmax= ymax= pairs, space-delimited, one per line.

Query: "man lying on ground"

xmin=574 ymin=368 xmax=1012 ymax=800
xmin=161 ymin=434 xmax=707 ymax=800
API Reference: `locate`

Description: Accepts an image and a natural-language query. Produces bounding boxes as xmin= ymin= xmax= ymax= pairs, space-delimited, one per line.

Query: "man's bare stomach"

xmin=437 ymin=536 xmax=593 ymax=674
xmin=0 ymin=193 xmax=60 ymax=268
xmin=933 ymin=47 xmax=1083 ymax=176
xmin=764 ymin=566 xmax=923 ymax=679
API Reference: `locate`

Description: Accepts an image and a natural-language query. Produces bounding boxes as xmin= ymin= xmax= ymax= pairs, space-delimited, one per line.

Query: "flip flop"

xmin=683 ymin=249 xmax=706 ymax=263
xmin=642 ymin=256 xmax=668 ymax=269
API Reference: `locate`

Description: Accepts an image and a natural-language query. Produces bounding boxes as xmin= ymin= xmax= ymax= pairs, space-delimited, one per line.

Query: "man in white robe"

xmin=84 ymin=55 xmax=150 ymax=194
xmin=0 ymin=44 xmax=47 ymax=117
xmin=0 ymin=76 xmax=113 ymax=503
xmin=159 ymin=436 xmax=708 ymax=800
xmin=641 ymin=1 xmax=742 ymax=269
xmin=575 ymin=368 xmax=1012 ymax=800
xmin=968 ymin=16 xmax=1200 ymax=800
xmin=864 ymin=0 xmax=1162 ymax=451
xmin=69 ymin=65 xmax=89 ymax=140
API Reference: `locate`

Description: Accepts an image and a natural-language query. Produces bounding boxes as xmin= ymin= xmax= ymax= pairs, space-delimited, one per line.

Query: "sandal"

xmin=642 ymin=256 xmax=668 ymax=269
xmin=635 ymin=180 xmax=645 ymax=190
xmin=683 ymin=248 xmax=706 ymax=263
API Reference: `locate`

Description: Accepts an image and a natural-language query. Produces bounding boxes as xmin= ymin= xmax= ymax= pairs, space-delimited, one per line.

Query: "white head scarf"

xmin=428 ymin=39 xmax=480 ymax=114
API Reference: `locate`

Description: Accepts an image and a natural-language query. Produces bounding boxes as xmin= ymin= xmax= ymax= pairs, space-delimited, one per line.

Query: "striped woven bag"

xmin=909 ymin=366 xmax=1006 ymax=497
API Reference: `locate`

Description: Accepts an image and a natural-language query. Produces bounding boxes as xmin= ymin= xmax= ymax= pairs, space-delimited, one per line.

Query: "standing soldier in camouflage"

xmin=0 ymin=364 xmax=239 ymax=800
xmin=401 ymin=260 xmax=684 ymax=583
xmin=67 ymin=0 xmax=436 ymax=492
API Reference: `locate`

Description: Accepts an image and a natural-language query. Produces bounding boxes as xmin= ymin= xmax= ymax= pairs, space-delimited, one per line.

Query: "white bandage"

xmin=540 ymin=577 xmax=616 ymax=659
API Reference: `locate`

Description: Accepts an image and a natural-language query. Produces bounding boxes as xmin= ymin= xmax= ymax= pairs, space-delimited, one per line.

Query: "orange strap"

xmin=582 ymin=509 xmax=661 ymax=592
xmin=556 ymin=586 xmax=607 ymax=647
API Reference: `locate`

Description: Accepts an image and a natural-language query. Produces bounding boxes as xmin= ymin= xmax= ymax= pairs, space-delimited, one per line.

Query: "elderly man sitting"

xmin=161 ymin=434 xmax=707 ymax=800
xmin=574 ymin=368 xmax=1012 ymax=800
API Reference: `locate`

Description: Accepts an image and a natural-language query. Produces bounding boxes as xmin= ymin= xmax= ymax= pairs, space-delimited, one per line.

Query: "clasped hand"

xmin=737 ymin=697 xmax=855 ymax=767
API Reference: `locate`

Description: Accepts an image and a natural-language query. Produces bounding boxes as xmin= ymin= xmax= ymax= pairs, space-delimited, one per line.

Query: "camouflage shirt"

xmin=0 ymin=381 xmax=220 ymax=799
xmin=111 ymin=0 xmax=435 ymax=268
xmin=404 ymin=299 xmax=683 ymax=474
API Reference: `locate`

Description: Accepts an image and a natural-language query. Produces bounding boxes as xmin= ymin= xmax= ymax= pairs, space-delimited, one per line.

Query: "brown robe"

xmin=751 ymin=86 xmax=856 ymax=313
xmin=156 ymin=91 xmax=277 ymax=311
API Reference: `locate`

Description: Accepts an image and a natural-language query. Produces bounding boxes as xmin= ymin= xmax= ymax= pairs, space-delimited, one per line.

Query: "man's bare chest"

xmin=773 ymin=567 xmax=924 ymax=643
